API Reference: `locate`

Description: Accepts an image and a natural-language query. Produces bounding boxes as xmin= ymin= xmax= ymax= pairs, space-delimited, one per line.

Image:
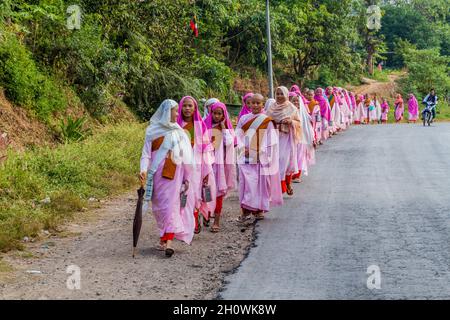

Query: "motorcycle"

xmin=422 ymin=102 xmax=435 ymax=127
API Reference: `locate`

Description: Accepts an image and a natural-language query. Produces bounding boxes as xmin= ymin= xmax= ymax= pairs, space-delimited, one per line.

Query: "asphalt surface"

xmin=221 ymin=123 xmax=450 ymax=299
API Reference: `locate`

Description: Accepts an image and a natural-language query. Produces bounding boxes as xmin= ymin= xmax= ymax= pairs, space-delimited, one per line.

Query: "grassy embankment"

xmin=0 ymin=123 xmax=145 ymax=252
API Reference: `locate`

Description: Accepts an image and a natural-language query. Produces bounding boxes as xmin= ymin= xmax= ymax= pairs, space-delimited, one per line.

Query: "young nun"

xmin=349 ymin=91 xmax=357 ymax=124
xmin=394 ymin=94 xmax=404 ymax=123
xmin=328 ymin=87 xmax=342 ymax=134
xmin=238 ymin=92 xmax=254 ymax=121
xmin=407 ymin=93 xmax=419 ymax=123
xmin=341 ymin=90 xmax=353 ymax=128
xmin=236 ymin=93 xmax=283 ymax=221
xmin=373 ymin=93 xmax=382 ymax=124
xmin=177 ymin=96 xmax=217 ymax=234
xmin=266 ymin=86 xmax=302 ymax=196
xmin=203 ymin=98 xmax=220 ymax=120
xmin=363 ymin=94 xmax=372 ymax=124
xmin=289 ymin=92 xmax=315 ymax=182
xmin=306 ymin=89 xmax=322 ymax=146
xmin=314 ymin=88 xmax=331 ymax=141
xmin=140 ymin=99 xmax=194 ymax=258
xmin=381 ymin=97 xmax=389 ymax=124
xmin=353 ymin=94 xmax=364 ymax=124
xmin=204 ymin=102 xmax=236 ymax=232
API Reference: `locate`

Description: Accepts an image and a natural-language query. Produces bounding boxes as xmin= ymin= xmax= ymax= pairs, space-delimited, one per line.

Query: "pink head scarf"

xmin=204 ymin=102 xmax=236 ymax=137
xmin=290 ymin=85 xmax=301 ymax=94
xmin=238 ymin=92 xmax=254 ymax=121
xmin=314 ymin=88 xmax=331 ymax=121
xmin=408 ymin=94 xmax=419 ymax=116
xmin=350 ymin=92 xmax=357 ymax=110
xmin=177 ymin=96 xmax=212 ymax=152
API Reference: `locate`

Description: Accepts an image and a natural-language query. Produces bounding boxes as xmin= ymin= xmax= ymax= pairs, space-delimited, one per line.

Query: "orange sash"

xmin=152 ymin=136 xmax=176 ymax=180
xmin=241 ymin=116 xmax=273 ymax=160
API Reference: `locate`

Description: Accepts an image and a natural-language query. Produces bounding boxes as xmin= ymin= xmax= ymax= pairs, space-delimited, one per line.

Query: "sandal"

xmin=211 ymin=225 xmax=220 ymax=233
xmin=237 ymin=215 xmax=252 ymax=223
xmin=286 ymin=185 xmax=294 ymax=196
xmin=156 ymin=243 xmax=166 ymax=251
xmin=194 ymin=213 xmax=202 ymax=234
xmin=203 ymin=217 xmax=210 ymax=228
xmin=165 ymin=247 xmax=175 ymax=258
xmin=255 ymin=212 xmax=265 ymax=221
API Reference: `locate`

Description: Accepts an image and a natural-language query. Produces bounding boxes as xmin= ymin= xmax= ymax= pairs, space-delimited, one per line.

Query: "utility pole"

xmin=266 ymin=0 xmax=274 ymax=98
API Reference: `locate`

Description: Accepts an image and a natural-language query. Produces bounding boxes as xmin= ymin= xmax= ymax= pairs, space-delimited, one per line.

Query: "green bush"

xmin=60 ymin=116 xmax=91 ymax=143
xmin=0 ymin=29 xmax=66 ymax=120
xmin=194 ymin=56 xmax=234 ymax=97
xmin=399 ymin=47 xmax=450 ymax=97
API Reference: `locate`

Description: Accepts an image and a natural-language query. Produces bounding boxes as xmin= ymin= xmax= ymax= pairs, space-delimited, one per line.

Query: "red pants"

xmin=292 ymin=170 xmax=302 ymax=180
xmin=215 ymin=195 xmax=224 ymax=215
xmin=194 ymin=210 xmax=200 ymax=231
xmin=160 ymin=233 xmax=174 ymax=242
xmin=281 ymin=174 xmax=293 ymax=193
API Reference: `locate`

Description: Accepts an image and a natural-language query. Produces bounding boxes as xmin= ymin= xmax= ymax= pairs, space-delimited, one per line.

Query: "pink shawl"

xmin=205 ymin=102 xmax=236 ymax=195
xmin=177 ymin=96 xmax=212 ymax=152
xmin=314 ymin=88 xmax=331 ymax=121
xmin=238 ymin=92 xmax=254 ymax=121
xmin=408 ymin=95 xmax=419 ymax=117
xmin=204 ymin=101 xmax=236 ymax=144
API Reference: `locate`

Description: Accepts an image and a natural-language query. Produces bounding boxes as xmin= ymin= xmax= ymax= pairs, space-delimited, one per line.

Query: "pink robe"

xmin=310 ymin=103 xmax=322 ymax=144
xmin=394 ymin=102 xmax=404 ymax=122
xmin=236 ymin=113 xmax=283 ymax=212
xmin=211 ymin=123 xmax=236 ymax=199
xmin=408 ymin=96 xmax=419 ymax=121
xmin=381 ymin=102 xmax=389 ymax=121
xmin=140 ymin=137 xmax=195 ymax=244
xmin=177 ymin=96 xmax=217 ymax=220
xmin=354 ymin=102 xmax=365 ymax=124
xmin=181 ymin=120 xmax=217 ymax=220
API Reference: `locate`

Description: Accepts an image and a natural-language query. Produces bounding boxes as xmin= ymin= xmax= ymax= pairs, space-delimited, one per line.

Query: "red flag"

xmin=190 ymin=15 xmax=198 ymax=37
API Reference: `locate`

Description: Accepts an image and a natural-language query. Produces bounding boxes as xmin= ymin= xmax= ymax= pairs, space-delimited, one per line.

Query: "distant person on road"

xmin=236 ymin=93 xmax=283 ymax=221
xmin=407 ymin=93 xmax=419 ymax=123
xmin=380 ymin=97 xmax=389 ymax=124
xmin=290 ymin=91 xmax=315 ymax=183
xmin=422 ymin=89 xmax=438 ymax=121
xmin=306 ymin=89 xmax=322 ymax=145
xmin=394 ymin=94 xmax=404 ymax=123
xmin=204 ymin=101 xmax=237 ymax=233
xmin=314 ymin=88 xmax=331 ymax=141
xmin=353 ymin=94 xmax=365 ymax=125
xmin=373 ymin=93 xmax=382 ymax=124
xmin=363 ymin=94 xmax=373 ymax=124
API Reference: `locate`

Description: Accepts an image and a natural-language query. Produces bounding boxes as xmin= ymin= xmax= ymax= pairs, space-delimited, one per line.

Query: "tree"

xmin=400 ymin=47 xmax=450 ymax=97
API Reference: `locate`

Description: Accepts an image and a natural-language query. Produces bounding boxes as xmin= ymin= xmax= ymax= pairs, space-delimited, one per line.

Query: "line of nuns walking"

xmin=138 ymin=84 xmax=425 ymax=257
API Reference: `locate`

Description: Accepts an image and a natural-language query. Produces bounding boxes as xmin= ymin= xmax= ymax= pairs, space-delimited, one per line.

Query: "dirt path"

xmin=350 ymin=73 xmax=404 ymax=98
xmin=0 ymin=191 xmax=254 ymax=300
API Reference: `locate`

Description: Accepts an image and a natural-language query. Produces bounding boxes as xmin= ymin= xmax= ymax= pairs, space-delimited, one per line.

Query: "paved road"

xmin=221 ymin=123 xmax=450 ymax=299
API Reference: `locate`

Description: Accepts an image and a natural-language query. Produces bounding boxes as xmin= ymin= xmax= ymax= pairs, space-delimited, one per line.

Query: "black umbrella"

xmin=132 ymin=182 xmax=145 ymax=258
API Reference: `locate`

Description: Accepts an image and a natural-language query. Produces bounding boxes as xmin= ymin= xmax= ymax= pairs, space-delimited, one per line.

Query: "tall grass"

xmin=0 ymin=123 xmax=146 ymax=251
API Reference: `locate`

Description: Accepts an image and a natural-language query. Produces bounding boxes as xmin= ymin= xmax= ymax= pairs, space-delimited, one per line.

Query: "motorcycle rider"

xmin=422 ymin=88 xmax=438 ymax=122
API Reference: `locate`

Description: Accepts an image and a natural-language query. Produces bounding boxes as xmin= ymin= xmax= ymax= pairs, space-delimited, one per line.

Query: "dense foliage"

xmin=0 ymin=0 xmax=449 ymax=120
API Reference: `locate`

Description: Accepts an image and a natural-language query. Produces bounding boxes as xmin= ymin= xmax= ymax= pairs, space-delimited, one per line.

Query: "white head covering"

xmin=145 ymin=99 xmax=193 ymax=165
xmin=203 ymin=98 xmax=220 ymax=119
